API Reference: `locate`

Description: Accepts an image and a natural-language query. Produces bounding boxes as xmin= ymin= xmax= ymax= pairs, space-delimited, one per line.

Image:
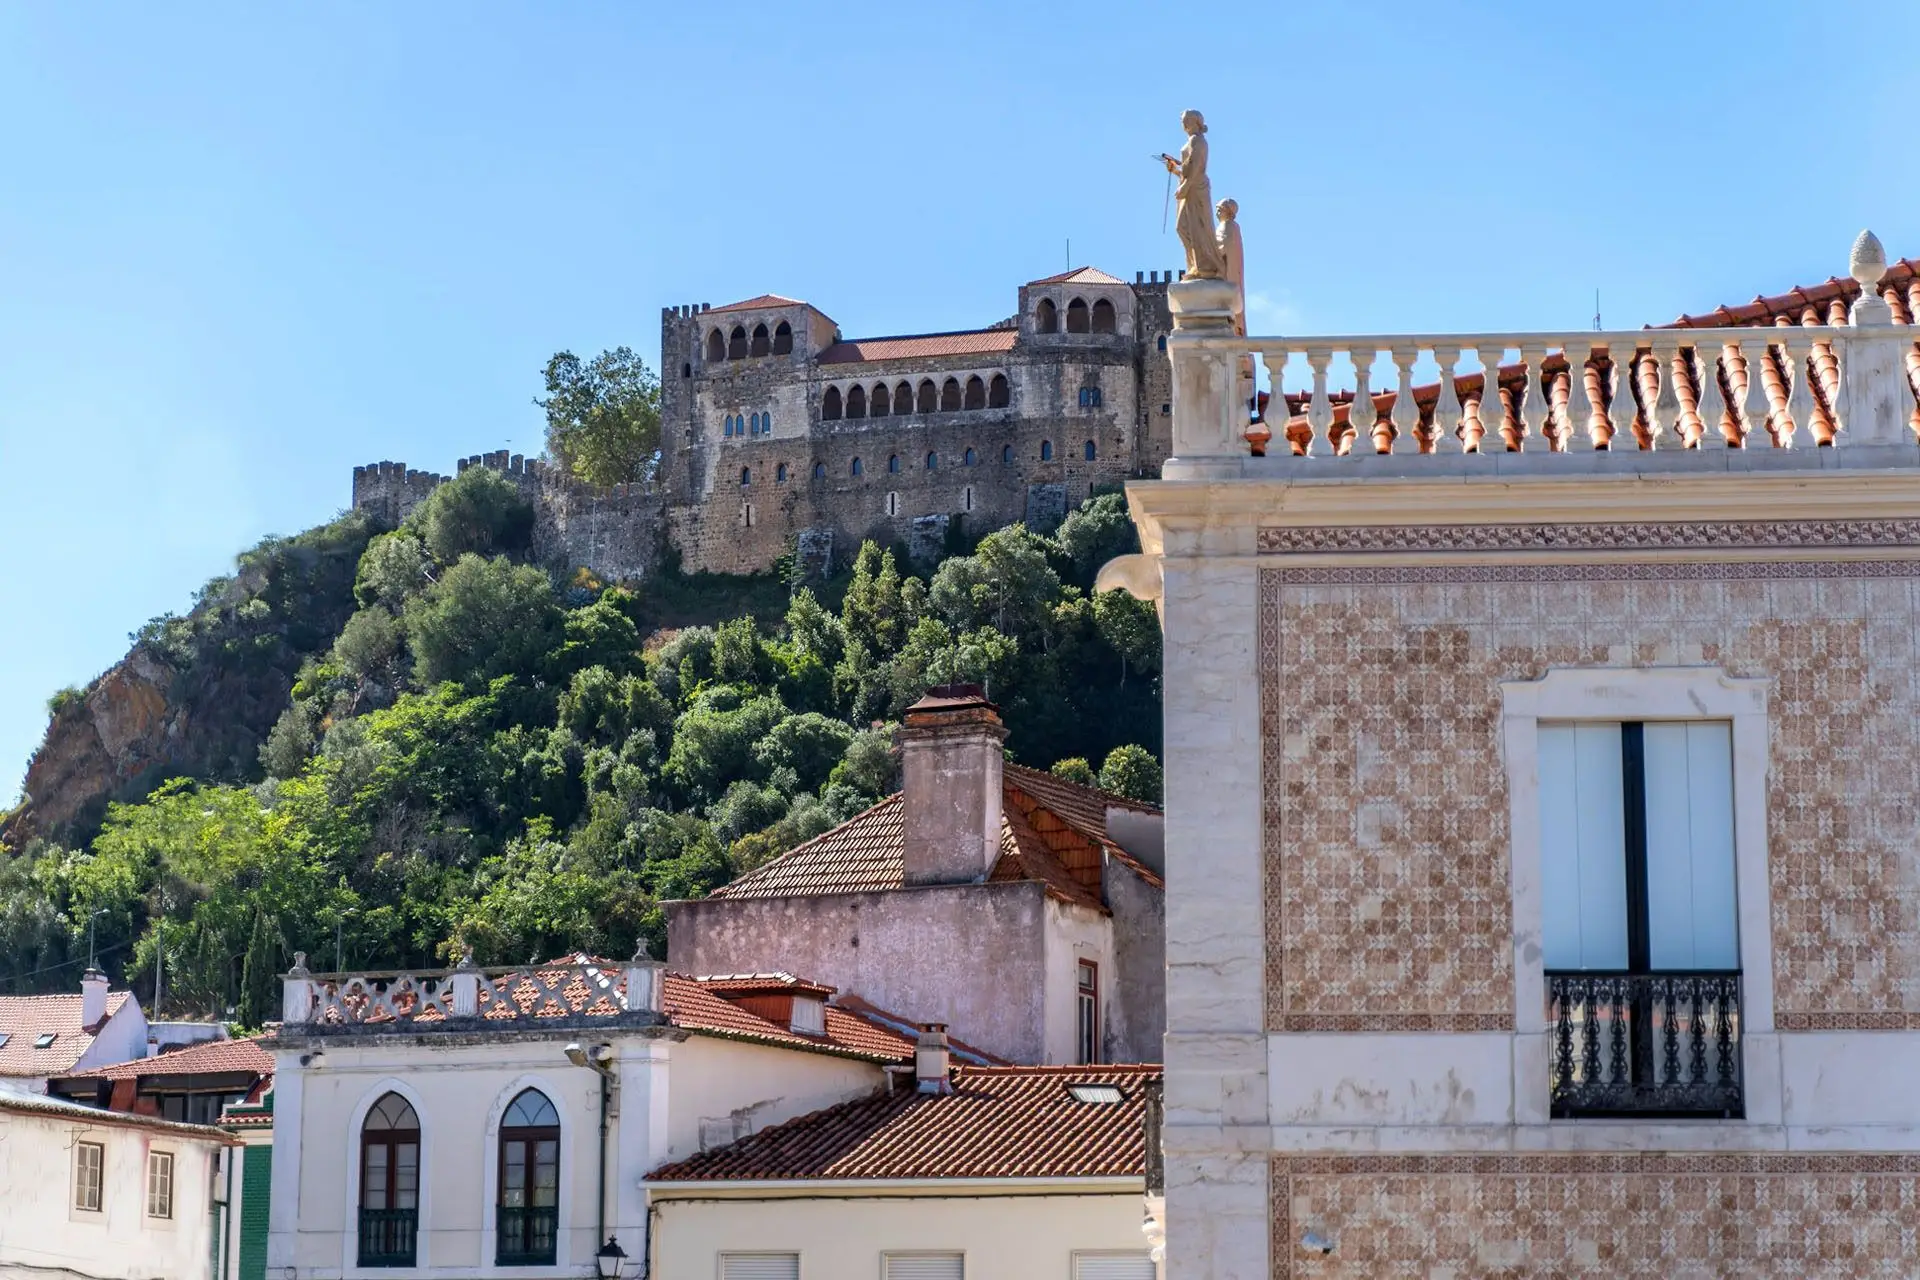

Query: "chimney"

xmin=80 ymin=967 xmax=109 ymax=1030
xmin=915 ymin=1023 xmax=953 ymax=1094
xmin=897 ymin=684 xmax=1007 ymax=886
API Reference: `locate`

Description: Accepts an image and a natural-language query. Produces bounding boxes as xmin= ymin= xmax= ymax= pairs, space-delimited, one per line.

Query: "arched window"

xmin=1041 ymin=439 xmax=1054 ymax=461
xmin=940 ymin=378 xmax=961 ymax=412
xmin=894 ymin=381 xmax=914 ymax=414
xmin=497 ymin=1089 xmax=558 ymax=1266
xmin=1036 ymin=297 xmax=1058 ymax=334
xmin=926 ymin=451 xmax=938 ymax=471
xmin=761 ymin=410 xmax=772 ymax=433
xmin=1066 ymin=298 xmax=1090 ymax=333
xmin=964 ymin=447 xmax=976 ymax=466
xmin=988 ymin=374 xmax=1010 ymax=408
xmin=681 ymin=362 xmax=691 ymax=378
xmin=963 ymin=376 xmax=986 ymax=410
xmin=822 ymin=387 xmax=842 ymax=421
xmin=888 ymin=454 xmax=900 ymax=474
xmin=723 ymin=415 xmax=733 ymax=437
xmin=740 ymin=467 xmax=751 ymax=486
xmin=870 ymin=383 xmax=890 ymax=417
xmin=706 ymin=330 xmax=726 ymax=363
xmin=360 ymin=1093 xmax=420 ymax=1266
xmin=748 ymin=413 xmax=759 ymax=434
xmin=812 ymin=461 xmax=825 ymax=479
xmin=846 ymin=384 xmax=867 ymax=419
xmin=772 ymin=321 xmax=793 ymax=355
xmin=776 ymin=462 xmax=787 ymax=482
xmin=917 ymin=380 xmax=937 ymax=414
xmin=1091 ymin=298 xmax=1117 ymax=333
xmin=1002 ymin=444 xmax=1014 ymax=464
xmin=728 ymin=326 xmax=748 ymax=360
xmin=1156 ymin=334 xmax=1167 ymax=352
xmin=750 ymin=324 xmax=771 ymax=357
xmin=1084 ymin=439 xmax=1097 ymax=460
xmin=851 ymin=457 xmax=863 ymax=476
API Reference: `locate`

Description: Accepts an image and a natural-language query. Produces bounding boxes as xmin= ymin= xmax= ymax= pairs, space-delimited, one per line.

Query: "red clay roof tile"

xmin=57 ymin=1035 xmax=272 ymax=1083
xmin=818 ymin=330 xmax=1019 ymax=365
xmin=705 ymin=294 xmax=809 ymax=314
xmin=0 ymin=992 xmax=132 ymax=1078
xmin=1027 ymin=267 xmax=1127 ymax=287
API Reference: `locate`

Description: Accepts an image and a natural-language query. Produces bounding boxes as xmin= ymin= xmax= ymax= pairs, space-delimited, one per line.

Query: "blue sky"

xmin=3 ymin=2 xmax=1918 ymax=804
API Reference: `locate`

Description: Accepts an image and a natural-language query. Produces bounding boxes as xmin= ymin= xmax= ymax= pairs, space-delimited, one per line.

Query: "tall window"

xmin=497 ymin=1089 xmax=559 ymax=1266
xmin=1084 ymin=439 xmax=1097 ymax=460
xmin=1079 ymin=387 xmax=1103 ymax=409
xmin=1076 ymin=960 xmax=1099 ymax=1064
xmin=146 ymin=1149 xmax=174 ymax=1219
xmin=359 ymin=1093 xmax=420 ymax=1267
xmin=1540 ymin=721 xmax=1742 ymax=1118
xmin=74 ymin=1141 xmax=103 ymax=1212
xmin=1041 ymin=440 xmax=1054 ymax=462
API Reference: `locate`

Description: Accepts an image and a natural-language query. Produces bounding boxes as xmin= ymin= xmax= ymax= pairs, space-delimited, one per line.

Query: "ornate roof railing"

xmin=279 ymin=951 xmax=666 ymax=1033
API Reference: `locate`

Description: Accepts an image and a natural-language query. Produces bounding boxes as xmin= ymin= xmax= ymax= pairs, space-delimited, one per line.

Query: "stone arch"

xmin=963 ymin=376 xmax=986 ymax=410
xmin=917 ymin=380 xmax=937 ymax=414
xmin=870 ymin=383 xmax=890 ymax=417
xmin=846 ymin=384 xmax=867 ymax=419
xmin=728 ymin=326 xmax=748 ymax=359
xmin=773 ymin=321 xmax=793 ymax=355
xmin=988 ymin=374 xmax=1009 ymax=408
xmin=1091 ymin=298 xmax=1117 ymax=334
xmin=895 ymin=381 xmax=914 ymax=414
xmin=750 ymin=324 xmax=771 ymax=357
xmin=822 ymin=386 xmax=842 ymax=420
xmin=1041 ymin=439 xmax=1054 ymax=461
xmin=706 ymin=330 xmax=726 ymax=363
xmin=940 ymin=378 xmax=962 ymax=412
xmin=1066 ymin=297 xmax=1090 ymax=333
xmin=1036 ymin=297 xmax=1058 ymax=334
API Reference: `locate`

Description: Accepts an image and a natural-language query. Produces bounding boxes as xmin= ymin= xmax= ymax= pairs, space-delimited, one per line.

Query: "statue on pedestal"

xmin=1215 ymin=197 xmax=1245 ymax=335
xmin=1160 ymin=110 xmax=1226 ymax=281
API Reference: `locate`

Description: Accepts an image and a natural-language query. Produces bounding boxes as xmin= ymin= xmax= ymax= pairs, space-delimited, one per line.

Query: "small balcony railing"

xmin=1546 ymin=970 xmax=1743 ymax=1118
xmin=496 ymin=1205 xmax=559 ymax=1266
xmin=357 ymin=1207 xmax=418 ymax=1267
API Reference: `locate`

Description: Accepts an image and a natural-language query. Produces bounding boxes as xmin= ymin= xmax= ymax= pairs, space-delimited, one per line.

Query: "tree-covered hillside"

xmin=0 ymin=466 xmax=1160 ymax=1026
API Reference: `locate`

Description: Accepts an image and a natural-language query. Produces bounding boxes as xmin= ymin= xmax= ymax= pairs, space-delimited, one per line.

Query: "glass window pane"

xmin=1644 ymin=721 xmax=1739 ymax=969
xmin=1538 ymin=723 xmax=1630 ymax=969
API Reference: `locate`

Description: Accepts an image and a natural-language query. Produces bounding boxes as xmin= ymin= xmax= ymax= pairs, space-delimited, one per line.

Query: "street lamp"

xmin=595 ymin=1235 xmax=627 ymax=1278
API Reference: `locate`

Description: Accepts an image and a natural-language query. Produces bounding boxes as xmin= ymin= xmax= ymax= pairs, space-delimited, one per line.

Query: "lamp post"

xmin=594 ymin=1235 xmax=628 ymax=1278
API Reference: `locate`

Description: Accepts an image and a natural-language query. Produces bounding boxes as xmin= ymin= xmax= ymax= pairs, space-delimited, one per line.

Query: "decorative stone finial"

xmin=456 ymin=946 xmax=478 ymax=970
xmin=1850 ymin=229 xmax=1887 ymax=289
xmin=631 ymin=938 xmax=657 ymax=964
xmin=288 ymin=951 xmax=310 ymax=977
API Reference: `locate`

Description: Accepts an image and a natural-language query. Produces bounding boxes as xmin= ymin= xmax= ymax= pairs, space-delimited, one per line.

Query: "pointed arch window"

xmin=1091 ymin=298 xmax=1117 ymax=333
xmin=1036 ymin=297 xmax=1058 ymax=334
xmin=823 ymin=387 xmax=842 ymax=421
xmin=988 ymin=373 xmax=1010 ymax=408
xmin=706 ymin=330 xmax=726 ymax=363
xmin=813 ymin=461 xmax=826 ymax=479
xmin=727 ymin=326 xmax=748 ymax=360
xmin=750 ymin=323 xmax=771 ymax=357
xmin=963 ymin=376 xmax=986 ymax=410
xmin=895 ymin=381 xmax=914 ymax=414
xmin=359 ymin=1093 xmax=419 ymax=1267
xmin=888 ymin=454 xmax=901 ymax=474
xmin=1041 ymin=439 xmax=1054 ymax=462
xmin=847 ymin=384 xmax=867 ymax=419
xmin=1066 ymin=297 xmax=1090 ymax=333
xmin=496 ymin=1089 xmax=559 ymax=1266
xmin=964 ymin=447 xmax=976 ymax=466
xmin=940 ymin=378 xmax=962 ymax=412
xmin=1084 ymin=439 xmax=1097 ymax=460
xmin=917 ymin=380 xmax=937 ymax=414
xmin=772 ymin=321 xmax=794 ymax=355
xmin=851 ymin=457 xmax=863 ymax=476
xmin=871 ymin=383 xmax=891 ymax=417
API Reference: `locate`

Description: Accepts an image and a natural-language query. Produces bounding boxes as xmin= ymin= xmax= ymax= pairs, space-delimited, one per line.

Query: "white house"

xmin=267 ymin=951 xmax=996 ymax=1279
xmin=0 ymin=967 xmax=150 ymax=1091
xmin=0 ymin=1082 xmax=233 ymax=1280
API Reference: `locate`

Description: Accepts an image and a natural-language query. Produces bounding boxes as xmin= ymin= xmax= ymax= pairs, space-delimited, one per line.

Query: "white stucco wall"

xmin=1042 ymin=900 xmax=1118 ymax=1066
xmin=648 ymin=1185 xmax=1152 ymax=1280
xmin=661 ymin=1035 xmax=883 ymax=1164
xmin=70 ymin=999 xmax=152 ymax=1076
xmin=0 ymin=1106 xmax=224 ymax=1280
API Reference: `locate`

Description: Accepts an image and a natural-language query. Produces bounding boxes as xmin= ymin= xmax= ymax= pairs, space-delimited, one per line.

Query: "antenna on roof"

xmin=1066 ymin=238 xmax=1071 ymax=270
xmin=1593 ymin=289 xmax=1602 ymax=332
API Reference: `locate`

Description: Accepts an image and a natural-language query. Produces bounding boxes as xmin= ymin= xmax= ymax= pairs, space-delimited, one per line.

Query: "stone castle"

xmin=351 ymin=266 xmax=1179 ymax=579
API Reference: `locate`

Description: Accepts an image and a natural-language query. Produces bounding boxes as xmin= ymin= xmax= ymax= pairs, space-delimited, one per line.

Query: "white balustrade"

xmin=283 ymin=960 xmax=658 ymax=1028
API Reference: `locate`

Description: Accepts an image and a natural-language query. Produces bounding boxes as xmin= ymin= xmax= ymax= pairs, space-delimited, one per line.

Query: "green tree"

xmin=410 ymin=468 xmax=535 ymax=565
xmin=403 ymin=555 xmax=561 ymax=688
xmin=751 ymin=713 xmax=855 ymax=795
xmin=840 ymin=543 xmax=917 ymax=658
xmin=1053 ymin=490 xmax=1139 ymax=587
xmin=354 ymin=531 xmax=434 ymax=611
xmin=1050 ymin=757 xmax=1096 ymax=787
xmin=928 ymin=525 xmax=1061 ymax=645
xmin=537 ymin=347 xmax=662 ymax=486
xmin=1098 ymin=744 xmax=1163 ymax=804
xmin=333 ymin=607 xmax=403 ymax=684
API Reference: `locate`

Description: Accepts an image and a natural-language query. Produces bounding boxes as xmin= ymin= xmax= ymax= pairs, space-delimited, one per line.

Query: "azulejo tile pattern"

xmin=1256 ymin=518 xmax=1920 ymax=556
xmin=1259 ymin=553 xmax=1920 ymax=1033
xmin=1270 ymin=1153 xmax=1920 ymax=1278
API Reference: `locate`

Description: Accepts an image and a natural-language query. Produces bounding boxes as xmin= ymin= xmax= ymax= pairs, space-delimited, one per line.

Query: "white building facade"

xmin=1119 ymin=232 xmax=1920 ymax=1277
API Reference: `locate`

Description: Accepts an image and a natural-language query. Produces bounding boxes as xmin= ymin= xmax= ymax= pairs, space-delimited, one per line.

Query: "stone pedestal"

xmin=1165 ymin=279 xmax=1245 ymax=479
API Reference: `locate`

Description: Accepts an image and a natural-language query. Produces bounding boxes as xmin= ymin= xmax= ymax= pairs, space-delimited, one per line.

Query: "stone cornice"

xmin=1256 ymin=517 xmax=1920 ymax=555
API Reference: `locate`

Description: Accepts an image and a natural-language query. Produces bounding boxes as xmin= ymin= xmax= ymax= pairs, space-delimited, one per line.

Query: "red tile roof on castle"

xmin=704 ymin=294 xmax=808 ymax=314
xmin=818 ymin=329 xmax=1020 ymax=365
xmin=57 ymin=1034 xmax=273 ymax=1083
xmin=647 ymin=1064 xmax=1158 ymax=1183
xmin=708 ymin=763 xmax=1160 ymax=909
xmin=0 ymin=991 xmax=132 ymax=1078
xmin=1027 ymin=266 xmax=1127 ymax=287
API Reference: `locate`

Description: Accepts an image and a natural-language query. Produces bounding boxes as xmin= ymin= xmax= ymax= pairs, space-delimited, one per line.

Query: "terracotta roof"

xmin=1665 ymin=258 xmax=1920 ymax=330
xmin=58 ymin=1035 xmax=272 ymax=1084
xmin=1028 ymin=266 xmax=1127 ymax=287
xmin=705 ymin=294 xmax=808 ymax=315
xmin=818 ymin=329 xmax=1019 ymax=365
xmin=0 ymin=991 xmax=132 ymax=1078
xmin=664 ymin=974 xmax=998 ymax=1065
xmin=693 ymin=974 xmax=838 ymax=999
xmin=0 ymin=1083 xmax=236 ymax=1144
xmin=647 ymin=1065 xmax=1157 ymax=1183
xmin=711 ymin=765 xmax=1160 ymax=906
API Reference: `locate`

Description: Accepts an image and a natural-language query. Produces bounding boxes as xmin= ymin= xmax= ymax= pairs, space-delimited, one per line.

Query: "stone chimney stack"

xmin=897 ymin=684 xmax=1007 ymax=886
xmin=915 ymin=1023 xmax=953 ymax=1094
xmin=80 ymin=967 xmax=109 ymax=1030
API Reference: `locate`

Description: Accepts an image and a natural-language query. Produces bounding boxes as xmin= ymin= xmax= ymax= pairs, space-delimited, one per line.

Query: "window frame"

xmin=496 ymin=1088 xmax=560 ymax=1267
xmin=74 ymin=1139 xmax=104 ymax=1213
xmin=718 ymin=1252 xmax=800 ymax=1280
xmin=881 ymin=1250 xmax=966 ymax=1279
xmin=1076 ymin=959 xmax=1100 ymax=1065
xmin=146 ymin=1148 xmax=175 ymax=1220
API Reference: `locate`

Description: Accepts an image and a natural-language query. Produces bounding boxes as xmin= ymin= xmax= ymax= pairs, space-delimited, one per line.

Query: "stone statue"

xmin=1161 ymin=110 xmax=1226 ymax=281
xmin=1215 ymin=198 xmax=1245 ymax=335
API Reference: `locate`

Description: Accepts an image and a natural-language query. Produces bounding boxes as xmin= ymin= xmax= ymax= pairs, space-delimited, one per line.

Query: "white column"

xmin=265 ymin=1050 xmax=306 ymax=1274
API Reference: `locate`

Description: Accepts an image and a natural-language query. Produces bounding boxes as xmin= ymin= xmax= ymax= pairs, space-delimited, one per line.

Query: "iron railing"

xmin=357 ymin=1208 xmax=418 ymax=1267
xmin=1547 ymin=970 xmax=1742 ymax=1118
xmin=496 ymin=1205 xmax=559 ymax=1266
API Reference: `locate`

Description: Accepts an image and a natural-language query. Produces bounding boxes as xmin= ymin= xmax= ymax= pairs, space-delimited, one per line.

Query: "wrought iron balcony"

xmin=1546 ymin=970 xmax=1743 ymax=1118
xmin=496 ymin=1205 xmax=559 ymax=1266
xmin=357 ymin=1207 xmax=418 ymax=1267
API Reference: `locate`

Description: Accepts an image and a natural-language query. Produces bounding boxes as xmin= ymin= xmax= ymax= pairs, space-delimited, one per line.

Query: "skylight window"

xmin=33 ymin=1033 xmax=57 ymax=1049
xmin=1067 ymin=1084 xmax=1124 ymax=1104
xmin=0 ymin=1033 xmax=9 ymax=1049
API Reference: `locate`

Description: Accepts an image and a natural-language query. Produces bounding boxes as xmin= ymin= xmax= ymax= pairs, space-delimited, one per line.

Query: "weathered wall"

xmin=658 ymin=1034 xmax=881 ymax=1165
xmin=667 ymin=882 xmax=1052 ymax=1064
xmin=1105 ymin=859 xmax=1166 ymax=1064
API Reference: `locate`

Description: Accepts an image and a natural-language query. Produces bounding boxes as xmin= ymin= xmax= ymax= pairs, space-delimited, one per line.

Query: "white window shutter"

xmin=1642 ymin=721 xmax=1739 ymax=969
xmin=1074 ymin=1254 xmax=1158 ymax=1280
xmin=883 ymin=1254 xmax=964 ymax=1280
xmin=1538 ymin=723 xmax=1630 ymax=969
xmin=721 ymin=1255 xmax=799 ymax=1280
